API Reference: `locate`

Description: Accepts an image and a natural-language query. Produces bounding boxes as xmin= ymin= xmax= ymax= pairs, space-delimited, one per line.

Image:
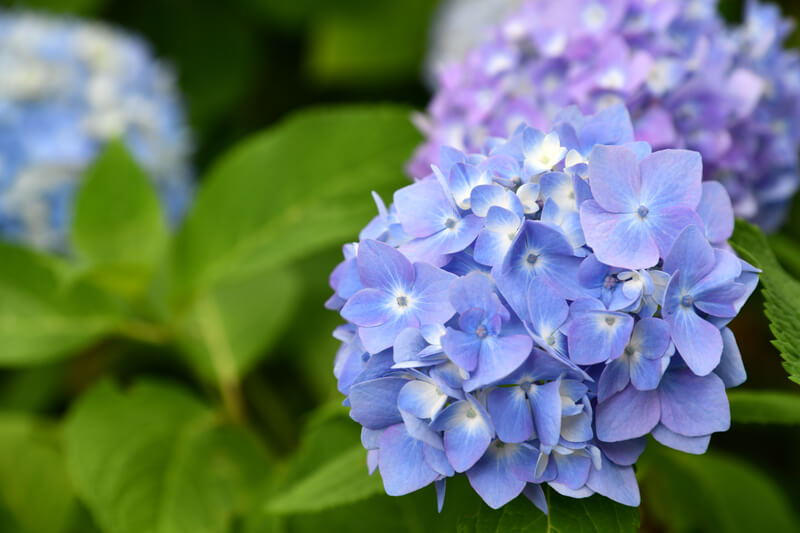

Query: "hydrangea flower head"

xmin=0 ymin=12 xmax=193 ymax=251
xmin=328 ymin=105 xmax=756 ymax=511
xmin=413 ymin=0 xmax=800 ymax=232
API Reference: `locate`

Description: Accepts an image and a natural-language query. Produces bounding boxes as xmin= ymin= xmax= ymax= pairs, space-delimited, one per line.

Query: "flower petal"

xmin=587 ymin=144 xmax=641 ymax=213
xmin=488 ymin=386 xmax=533 ymax=443
xmin=596 ymin=385 xmax=660 ymax=442
xmin=581 ymin=201 xmax=659 ymax=269
xmin=378 ymin=424 xmax=439 ymax=495
xmin=659 ymin=369 xmax=730 ymax=437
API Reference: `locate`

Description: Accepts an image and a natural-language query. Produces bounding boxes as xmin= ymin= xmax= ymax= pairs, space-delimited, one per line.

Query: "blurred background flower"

xmin=0 ymin=11 xmax=192 ymax=251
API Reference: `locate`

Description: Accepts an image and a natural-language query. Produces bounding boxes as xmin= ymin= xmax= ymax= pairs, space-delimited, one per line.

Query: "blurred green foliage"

xmin=0 ymin=0 xmax=797 ymax=532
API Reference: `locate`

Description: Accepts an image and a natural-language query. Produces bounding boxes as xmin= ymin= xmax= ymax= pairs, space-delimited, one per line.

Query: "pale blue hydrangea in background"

xmin=413 ymin=0 xmax=800 ymax=232
xmin=0 ymin=12 xmax=192 ymax=251
xmin=328 ymin=105 xmax=756 ymax=511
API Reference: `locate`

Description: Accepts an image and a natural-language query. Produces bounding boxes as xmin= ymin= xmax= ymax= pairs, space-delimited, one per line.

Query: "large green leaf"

xmin=71 ymin=141 xmax=168 ymax=298
xmin=728 ymin=389 xmax=800 ymax=425
xmin=0 ymin=243 xmax=119 ymax=366
xmin=457 ymin=489 xmax=640 ymax=533
xmin=169 ymin=105 xmax=418 ymax=303
xmin=0 ymin=414 xmax=76 ymax=533
xmin=730 ymin=220 xmax=800 ymax=384
xmin=266 ymin=445 xmax=382 ymax=514
xmin=639 ymin=444 xmax=796 ymax=533
xmin=64 ymin=380 xmax=271 ymax=533
xmin=174 ymin=265 xmax=299 ymax=384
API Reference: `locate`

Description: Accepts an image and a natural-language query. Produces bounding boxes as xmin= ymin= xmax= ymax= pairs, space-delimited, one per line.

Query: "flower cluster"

xmin=411 ymin=0 xmax=800 ymax=232
xmin=0 ymin=12 xmax=193 ymax=251
xmin=327 ymin=105 xmax=756 ymax=511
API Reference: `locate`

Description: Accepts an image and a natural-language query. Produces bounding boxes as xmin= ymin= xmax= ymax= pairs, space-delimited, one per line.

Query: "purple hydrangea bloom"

xmin=328 ymin=105 xmax=756 ymax=512
xmin=413 ymin=0 xmax=800 ymax=231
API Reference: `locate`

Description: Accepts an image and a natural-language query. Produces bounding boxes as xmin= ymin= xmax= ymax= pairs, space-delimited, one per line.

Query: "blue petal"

xmin=349 ymin=377 xmax=407 ymax=429
xmin=378 ymin=424 xmax=439 ymax=495
xmin=553 ymin=451 xmax=591 ymax=490
xmin=651 ymin=424 xmax=710 ymax=454
xmin=597 ymin=358 xmax=630 ymax=402
xmin=630 ymin=317 xmax=671 ymax=359
xmin=393 ymin=327 xmax=428 ymax=364
xmin=523 ymin=484 xmax=548 ymax=515
xmin=596 ymin=385 xmax=659 ymax=442
xmin=488 ymin=386 xmax=533 ymax=443
xmin=638 ymin=149 xmax=702 ymax=211
xmin=662 ymin=224 xmax=715 ymax=285
xmin=397 ymin=380 xmax=447 ymax=420
xmin=528 ymin=378 xmax=562 ymax=451
xmin=424 ymin=445 xmax=455 ymax=477
xmin=646 ymin=206 xmax=704 ymax=260
xmin=341 ymin=288 xmax=394 ymax=327
xmin=394 ymin=180 xmax=457 ymax=238
xmin=466 ymin=442 xmax=526 ymax=509
xmin=714 ymin=328 xmax=747 ymax=388
xmin=441 ymin=328 xmax=481 ymax=371
xmin=587 ymin=144 xmax=641 ymax=213
xmin=658 ymin=369 xmax=730 ymax=437
xmin=599 ymin=438 xmax=647 ymax=466
xmin=629 ymin=355 xmax=663 ymax=391
xmin=432 ymin=400 xmax=493 ymax=472
xmin=463 ymin=334 xmax=532 ymax=391
xmin=359 ymin=313 xmax=418 ymax=354
xmin=560 ymin=411 xmax=594 ymax=443
xmin=357 ymin=239 xmax=415 ymax=292
xmin=586 ymin=453 xmax=640 ymax=506
xmin=567 ymin=311 xmax=634 ymax=365
xmin=409 ymin=262 xmax=457 ymax=325
xmin=581 ymin=201 xmax=659 ymax=269
xmin=470 ymin=184 xmax=523 ymax=217
xmin=448 ymin=271 xmax=500 ymax=314
xmin=665 ymin=296 xmax=722 ymax=376
xmin=697 ymin=181 xmax=734 ymax=244
xmin=450 ymin=163 xmax=491 ymax=209
xmin=526 ymin=278 xmax=569 ymax=340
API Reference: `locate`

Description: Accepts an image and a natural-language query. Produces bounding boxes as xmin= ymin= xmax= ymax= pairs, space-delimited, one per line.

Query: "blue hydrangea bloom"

xmin=328 ymin=105 xmax=756 ymax=511
xmin=412 ymin=0 xmax=800 ymax=232
xmin=0 ymin=12 xmax=193 ymax=251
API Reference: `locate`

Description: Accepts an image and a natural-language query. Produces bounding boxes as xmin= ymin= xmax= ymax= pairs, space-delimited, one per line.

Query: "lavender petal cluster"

xmin=327 ymin=105 xmax=756 ymax=511
xmin=0 ymin=12 xmax=193 ymax=251
xmin=412 ymin=0 xmax=800 ymax=232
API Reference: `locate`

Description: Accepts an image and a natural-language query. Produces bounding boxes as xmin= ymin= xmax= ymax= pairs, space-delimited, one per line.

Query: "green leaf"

xmin=0 ymin=243 xmax=119 ymax=366
xmin=639 ymin=444 xmax=797 ymax=533
xmin=458 ymin=488 xmax=640 ymax=533
xmin=64 ymin=380 xmax=272 ymax=533
xmin=730 ymin=220 xmax=800 ymax=384
xmin=267 ymin=445 xmax=382 ymax=514
xmin=0 ymin=414 xmax=76 ymax=533
xmin=71 ymin=141 xmax=167 ymax=298
xmin=5 ymin=0 xmax=105 ymax=15
xmin=174 ymin=266 xmax=299 ymax=383
xmin=727 ymin=389 xmax=800 ymax=425
xmin=170 ymin=105 xmax=418 ymax=302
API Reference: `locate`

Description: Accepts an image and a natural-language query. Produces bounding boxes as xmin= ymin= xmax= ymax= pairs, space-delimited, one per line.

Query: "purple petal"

xmin=378 ymin=424 xmax=439 ymax=495
xmin=357 ymin=239 xmax=415 ymax=292
xmin=651 ymin=424 xmax=710 ymax=454
xmin=581 ymin=201 xmax=659 ymax=269
xmin=596 ymin=385 xmax=660 ymax=442
xmin=349 ymin=377 xmax=407 ymax=429
xmin=488 ymin=386 xmax=533 ymax=443
xmin=659 ymin=369 xmax=730 ymax=437
xmin=448 ymin=271 xmax=498 ymax=314
xmin=587 ymin=145 xmax=641 ymax=213
xmin=638 ymin=149 xmax=702 ymax=210
xmin=697 ymin=181 xmax=734 ymax=244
